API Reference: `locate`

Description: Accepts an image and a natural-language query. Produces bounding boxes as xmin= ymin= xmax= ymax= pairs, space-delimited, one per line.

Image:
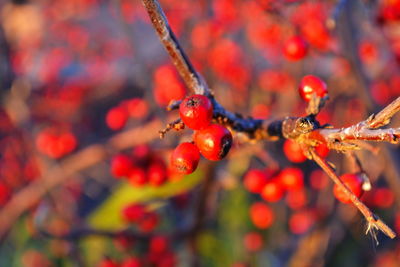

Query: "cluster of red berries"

xmin=170 ymin=95 xmax=233 ymax=175
xmin=106 ymin=98 xmax=149 ymax=130
xmin=121 ymin=203 xmax=159 ymax=233
xmin=36 ymin=127 xmax=77 ymax=159
xmin=111 ymin=145 xmax=168 ymax=187
xmin=98 ymin=233 xmax=175 ymax=267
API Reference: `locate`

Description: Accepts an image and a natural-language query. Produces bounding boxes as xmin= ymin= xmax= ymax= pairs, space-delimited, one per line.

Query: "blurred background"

xmin=0 ymin=0 xmax=400 ymax=266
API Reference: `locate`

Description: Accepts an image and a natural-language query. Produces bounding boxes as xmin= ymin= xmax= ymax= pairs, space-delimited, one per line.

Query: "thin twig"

xmin=142 ymin=0 xmax=208 ymax=95
xmin=310 ymin=149 xmax=396 ymax=239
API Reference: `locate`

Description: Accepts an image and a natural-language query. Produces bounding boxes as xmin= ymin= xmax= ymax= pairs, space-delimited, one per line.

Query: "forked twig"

xmin=310 ymin=149 xmax=396 ymax=239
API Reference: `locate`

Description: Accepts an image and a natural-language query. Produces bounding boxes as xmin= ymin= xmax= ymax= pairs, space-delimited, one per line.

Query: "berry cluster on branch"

xmin=142 ymin=0 xmax=399 ymax=239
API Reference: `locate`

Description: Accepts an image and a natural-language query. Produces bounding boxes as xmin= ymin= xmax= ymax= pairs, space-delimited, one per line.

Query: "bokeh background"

xmin=0 ymin=0 xmax=400 ymax=266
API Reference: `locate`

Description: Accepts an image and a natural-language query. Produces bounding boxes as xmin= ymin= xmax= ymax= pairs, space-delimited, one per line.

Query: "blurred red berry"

xmin=286 ymin=189 xmax=308 ymax=210
xmin=261 ymin=179 xmax=284 ymax=202
xmin=149 ymin=235 xmax=169 ymax=254
xmin=179 ymin=94 xmax=213 ymax=130
xmin=0 ymin=182 xmax=10 ymax=205
xmin=333 ymin=173 xmax=364 ymax=204
xmin=148 ymin=162 xmax=167 ymax=186
xmin=283 ymin=139 xmax=307 ymax=163
xmin=250 ymin=202 xmax=275 ymax=229
xmin=279 ymin=167 xmax=304 ymax=191
xmin=194 ymin=124 xmax=232 ymax=161
xmin=309 ymin=169 xmax=329 ymax=190
xmin=128 ymin=168 xmax=147 ymax=186
xmin=111 ymin=154 xmax=133 ymax=178
xmin=283 ymin=36 xmax=308 ymax=61
xmin=98 ymin=258 xmax=119 ymax=267
xmin=315 ymin=143 xmax=329 ymax=158
xmin=298 ymin=75 xmax=328 ymax=102
xmin=121 ymin=257 xmax=141 ymax=267
xmin=123 ymin=98 xmax=149 ymax=119
xmin=243 ymin=232 xmax=263 ymax=252
xmin=289 ymin=210 xmax=315 ymax=234
xmin=121 ymin=204 xmax=146 ymax=223
xmin=243 ymin=169 xmax=268 ymax=194
xmin=137 ymin=212 xmax=159 ymax=232
xmin=106 ymin=106 xmax=128 ymax=130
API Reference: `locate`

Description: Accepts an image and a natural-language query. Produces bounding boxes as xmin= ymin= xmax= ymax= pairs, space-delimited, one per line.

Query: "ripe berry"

xmin=249 ymin=202 xmax=274 ymax=229
xmin=128 ymin=168 xmax=147 ymax=186
xmin=298 ymin=75 xmax=328 ymax=102
xmin=98 ymin=258 xmax=119 ymax=267
xmin=147 ymin=162 xmax=167 ymax=186
xmin=283 ymin=139 xmax=307 ymax=163
xmin=279 ymin=167 xmax=304 ymax=191
xmin=106 ymin=106 xmax=128 ymax=130
xmin=111 ymin=154 xmax=133 ymax=178
xmin=121 ymin=257 xmax=141 ymax=267
xmin=137 ymin=212 xmax=159 ymax=232
xmin=333 ymin=173 xmax=364 ymax=204
xmin=243 ymin=232 xmax=263 ymax=252
xmin=179 ymin=94 xmax=213 ymax=130
xmin=283 ymin=36 xmax=308 ymax=61
xmin=289 ymin=210 xmax=315 ymax=234
xmin=170 ymin=142 xmax=200 ymax=174
xmin=149 ymin=235 xmax=169 ymax=254
xmin=194 ymin=124 xmax=232 ymax=161
xmin=261 ymin=179 xmax=284 ymax=202
xmin=121 ymin=204 xmax=146 ymax=223
xmin=243 ymin=169 xmax=268 ymax=194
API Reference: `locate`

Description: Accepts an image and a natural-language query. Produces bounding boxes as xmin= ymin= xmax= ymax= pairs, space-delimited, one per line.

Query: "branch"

xmin=310 ymin=149 xmax=396 ymax=239
xmin=142 ymin=0 xmax=208 ymax=95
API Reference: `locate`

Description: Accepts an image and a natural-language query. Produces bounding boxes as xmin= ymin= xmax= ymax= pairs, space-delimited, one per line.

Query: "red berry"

xmin=243 ymin=169 xmax=268 ymax=194
xmin=106 ymin=106 xmax=128 ymax=130
xmin=243 ymin=232 xmax=263 ymax=252
xmin=261 ymin=179 xmax=284 ymax=202
xmin=194 ymin=124 xmax=232 ymax=161
xmin=170 ymin=142 xmax=200 ymax=174
xmin=249 ymin=202 xmax=274 ymax=229
xmin=98 ymin=258 xmax=119 ymax=267
xmin=283 ymin=36 xmax=308 ymax=61
xmin=121 ymin=257 xmax=141 ymax=267
xmin=179 ymin=94 xmax=213 ymax=130
xmin=279 ymin=167 xmax=304 ymax=191
xmin=128 ymin=168 xmax=147 ymax=186
xmin=333 ymin=173 xmax=364 ymax=204
xmin=149 ymin=235 xmax=169 ymax=254
xmin=111 ymin=154 xmax=133 ymax=178
xmin=315 ymin=143 xmax=329 ymax=158
xmin=123 ymin=98 xmax=149 ymax=119
xmin=137 ymin=212 xmax=159 ymax=232
xmin=283 ymin=139 xmax=307 ymax=163
xmin=286 ymin=189 xmax=308 ymax=210
xmin=0 ymin=182 xmax=10 ymax=205
xmin=147 ymin=162 xmax=167 ymax=186
xmin=298 ymin=75 xmax=328 ymax=102
xmin=289 ymin=210 xmax=315 ymax=234
xmin=121 ymin=204 xmax=146 ymax=223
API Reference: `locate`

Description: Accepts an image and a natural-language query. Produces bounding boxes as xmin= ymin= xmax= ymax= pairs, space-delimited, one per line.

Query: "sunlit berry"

xmin=170 ymin=142 xmax=200 ymax=174
xmin=279 ymin=167 xmax=304 ymax=191
xmin=111 ymin=154 xmax=133 ymax=178
xmin=243 ymin=169 xmax=268 ymax=194
xmin=298 ymin=75 xmax=328 ymax=102
xmin=128 ymin=168 xmax=147 ymax=186
xmin=179 ymin=94 xmax=213 ymax=130
xmin=194 ymin=124 xmax=232 ymax=161
xmin=249 ymin=202 xmax=275 ymax=229
xmin=283 ymin=139 xmax=307 ymax=163
xmin=106 ymin=106 xmax=128 ymax=130
xmin=333 ymin=173 xmax=364 ymax=204
xmin=261 ymin=179 xmax=284 ymax=202
xmin=283 ymin=36 xmax=308 ymax=61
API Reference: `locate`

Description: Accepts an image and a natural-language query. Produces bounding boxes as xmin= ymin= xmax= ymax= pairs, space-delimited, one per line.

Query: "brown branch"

xmin=310 ymin=149 xmax=396 ymax=239
xmin=367 ymin=97 xmax=400 ymax=128
xmin=141 ymin=0 xmax=208 ymax=95
xmin=0 ymin=119 xmax=162 ymax=241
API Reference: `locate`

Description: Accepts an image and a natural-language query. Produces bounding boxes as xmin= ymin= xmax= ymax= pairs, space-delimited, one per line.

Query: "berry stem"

xmin=310 ymin=148 xmax=396 ymax=239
